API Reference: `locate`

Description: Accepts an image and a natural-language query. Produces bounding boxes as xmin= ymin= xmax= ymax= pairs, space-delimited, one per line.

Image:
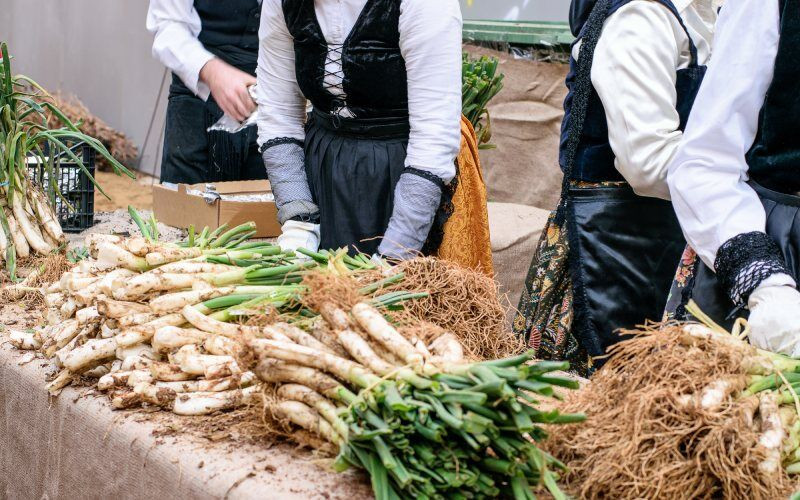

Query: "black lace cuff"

xmin=402 ymin=167 xmax=445 ymax=190
xmin=260 ymin=137 xmax=304 ymax=154
xmin=714 ymin=231 xmax=789 ymax=306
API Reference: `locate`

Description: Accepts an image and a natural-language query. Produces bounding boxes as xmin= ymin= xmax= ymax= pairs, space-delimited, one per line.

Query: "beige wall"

xmin=0 ymin=1 xmax=169 ymax=176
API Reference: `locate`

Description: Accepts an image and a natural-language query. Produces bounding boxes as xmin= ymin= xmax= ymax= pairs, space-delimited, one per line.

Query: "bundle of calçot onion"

xmin=0 ymin=42 xmax=134 ymax=279
xmin=248 ymin=299 xmax=585 ymax=499
xmin=8 ymin=211 xmax=409 ymax=416
xmin=546 ymin=303 xmax=800 ymax=499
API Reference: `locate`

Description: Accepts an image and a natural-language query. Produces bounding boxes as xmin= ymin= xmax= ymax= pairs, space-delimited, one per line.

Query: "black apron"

xmin=559 ymin=0 xmax=706 ymax=359
xmin=689 ymin=183 xmax=800 ymax=328
xmin=282 ymin=0 xmax=452 ymax=255
xmin=304 ymin=110 xmax=410 ymax=255
xmin=160 ymin=0 xmax=265 ymax=185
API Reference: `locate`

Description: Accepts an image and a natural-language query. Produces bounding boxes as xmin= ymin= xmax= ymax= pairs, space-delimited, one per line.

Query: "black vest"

xmin=196 ymin=0 xmax=261 ymax=74
xmin=282 ymin=0 xmax=409 ymax=120
xmin=559 ymin=0 xmax=706 ymax=182
xmin=746 ymin=0 xmax=800 ymax=194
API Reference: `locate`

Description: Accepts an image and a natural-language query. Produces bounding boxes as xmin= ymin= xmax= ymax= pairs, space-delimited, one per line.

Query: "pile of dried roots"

xmin=383 ymin=257 xmax=523 ymax=360
xmin=547 ymin=323 xmax=800 ymax=499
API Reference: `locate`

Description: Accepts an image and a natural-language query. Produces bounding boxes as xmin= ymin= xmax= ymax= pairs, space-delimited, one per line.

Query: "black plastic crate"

xmin=27 ymin=141 xmax=96 ymax=233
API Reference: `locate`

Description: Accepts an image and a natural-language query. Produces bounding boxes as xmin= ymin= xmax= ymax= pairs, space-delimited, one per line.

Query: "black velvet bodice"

xmin=746 ymin=0 xmax=800 ymax=194
xmin=282 ymin=0 xmax=409 ymax=120
xmin=196 ymin=0 xmax=261 ymax=74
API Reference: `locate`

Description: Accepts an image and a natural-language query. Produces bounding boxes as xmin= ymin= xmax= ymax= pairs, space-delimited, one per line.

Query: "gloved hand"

xmin=261 ymin=141 xmax=319 ymax=224
xmin=378 ymin=171 xmax=443 ymax=260
xmin=278 ymin=220 xmax=320 ymax=255
xmin=748 ymin=279 xmax=800 ymax=357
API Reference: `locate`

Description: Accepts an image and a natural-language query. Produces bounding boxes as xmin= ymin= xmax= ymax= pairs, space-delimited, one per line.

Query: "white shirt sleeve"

xmin=146 ymin=0 xmax=215 ymax=100
xmin=255 ymin=0 xmax=307 ymax=147
xmin=667 ymin=0 xmax=781 ymax=269
xmin=590 ymin=2 xmax=691 ymax=200
xmin=399 ymin=0 xmax=462 ymax=183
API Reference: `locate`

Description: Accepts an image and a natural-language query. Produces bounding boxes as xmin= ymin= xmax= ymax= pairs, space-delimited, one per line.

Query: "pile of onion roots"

xmin=547 ymin=311 xmax=800 ymax=499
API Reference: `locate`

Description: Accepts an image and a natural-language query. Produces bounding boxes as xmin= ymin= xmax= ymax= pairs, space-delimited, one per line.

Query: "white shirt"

xmin=668 ymin=0 xmax=783 ymax=270
xmin=256 ymin=0 xmax=463 ymax=182
xmin=577 ymin=0 xmax=716 ymax=200
xmin=147 ymin=0 xmax=216 ymax=100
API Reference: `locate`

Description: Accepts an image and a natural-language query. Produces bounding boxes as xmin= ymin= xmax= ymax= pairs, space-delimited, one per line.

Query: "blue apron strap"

xmin=652 ymin=0 xmax=700 ymax=67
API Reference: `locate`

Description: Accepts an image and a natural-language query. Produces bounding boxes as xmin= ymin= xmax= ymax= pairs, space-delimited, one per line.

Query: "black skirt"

xmin=304 ymin=110 xmax=410 ymax=255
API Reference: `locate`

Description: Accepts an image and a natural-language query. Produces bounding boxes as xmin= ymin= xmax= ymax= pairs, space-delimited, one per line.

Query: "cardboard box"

xmin=152 ymin=180 xmax=282 ymax=237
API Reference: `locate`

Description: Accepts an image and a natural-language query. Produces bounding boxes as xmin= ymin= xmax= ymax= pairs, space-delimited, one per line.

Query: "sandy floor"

xmin=94 ymin=170 xmax=156 ymax=212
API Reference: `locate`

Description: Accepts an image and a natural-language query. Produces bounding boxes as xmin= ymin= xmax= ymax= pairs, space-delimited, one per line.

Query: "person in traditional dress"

xmin=148 ymin=0 xmax=267 ymax=184
xmin=666 ymin=0 xmax=800 ymax=356
xmin=513 ymin=0 xmax=717 ymax=375
xmin=254 ymin=0 xmax=492 ymax=270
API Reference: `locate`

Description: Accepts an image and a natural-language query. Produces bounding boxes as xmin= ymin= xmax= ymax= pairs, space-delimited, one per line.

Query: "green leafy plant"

xmin=0 ymin=42 xmax=134 ymax=279
xmin=462 ymin=54 xmax=505 ymax=150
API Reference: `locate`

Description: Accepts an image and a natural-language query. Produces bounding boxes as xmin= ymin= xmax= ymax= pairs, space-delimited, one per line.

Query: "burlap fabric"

xmin=488 ymin=202 xmax=551 ymax=326
xmin=463 ymin=45 xmax=569 ymax=211
xmin=0 ymin=342 xmax=371 ymax=500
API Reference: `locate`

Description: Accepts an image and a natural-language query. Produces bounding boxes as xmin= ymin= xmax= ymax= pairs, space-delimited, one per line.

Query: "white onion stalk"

xmin=429 ymin=333 xmax=465 ymax=363
xmin=98 ymin=370 xmax=154 ymax=391
xmin=44 ymin=292 xmax=67 ymax=309
xmin=123 ymin=236 xmax=157 ymax=257
xmin=351 ymin=302 xmax=424 ymax=367
xmin=273 ymin=400 xmax=341 ymax=445
xmin=96 ymin=242 xmax=148 ymax=272
xmin=83 ymin=364 xmax=112 ymax=379
xmin=117 ymin=313 xmax=158 ymax=328
xmin=268 ymin=322 xmax=338 ymax=355
xmin=8 ymin=330 xmax=42 ymax=350
xmin=97 ymin=269 xmax=137 ymax=296
xmin=5 ymin=212 xmax=29 ymax=258
xmin=43 ymin=319 xmax=80 ymax=356
xmin=169 ymin=345 xmax=237 ymax=376
xmin=133 ymin=382 xmax=178 ymax=407
xmin=156 ymin=372 xmax=256 ymax=393
xmin=152 ymin=326 xmax=211 ymax=353
xmin=151 ymin=261 xmax=235 ymax=275
xmin=181 ymin=304 xmax=259 ymax=338
xmin=96 ymin=298 xmax=151 ymax=319
xmin=61 ymin=338 xmax=118 ymax=372
xmin=0 ymin=216 xmax=8 ymax=258
xmin=113 ymin=273 xmax=199 ymax=301
xmin=116 ymin=344 xmax=161 ymax=363
xmin=255 ymin=359 xmax=343 ymax=400
xmin=121 ymin=355 xmax=156 ymax=372
xmin=149 ymin=287 xmax=234 ymax=315
xmin=145 ymin=247 xmax=204 ymax=267
xmin=10 ymin=194 xmax=50 ymax=253
xmin=205 ymin=361 xmax=241 ymax=380
xmin=277 ymin=384 xmax=348 ymax=438
xmin=115 ymin=313 xmax=186 ymax=347
xmin=45 ymin=369 xmax=73 ymax=396
xmin=111 ymin=392 xmax=142 ymax=410
xmin=85 ymin=233 xmax=122 ymax=257
xmin=758 ymin=392 xmax=785 ymax=475
xmin=100 ymin=323 xmax=119 ymax=339
xmin=54 ymin=326 xmax=95 ymax=366
xmin=202 ymin=335 xmax=242 ymax=357
xmin=30 ymin=189 xmax=64 ymax=243
xmin=149 ymin=362 xmax=195 ymax=382
xmin=60 ymin=298 xmax=78 ymax=319
xmin=172 ymin=385 xmax=259 ymax=416
xmin=75 ymin=306 xmax=100 ymax=325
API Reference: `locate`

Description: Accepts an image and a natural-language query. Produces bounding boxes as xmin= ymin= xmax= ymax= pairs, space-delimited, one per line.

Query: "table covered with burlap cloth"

xmin=0 ymin=341 xmax=371 ymax=499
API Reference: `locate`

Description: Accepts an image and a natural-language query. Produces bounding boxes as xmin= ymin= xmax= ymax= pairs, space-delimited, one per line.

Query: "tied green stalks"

xmin=254 ymin=337 xmax=585 ymax=499
xmin=462 ymin=54 xmax=505 ymax=150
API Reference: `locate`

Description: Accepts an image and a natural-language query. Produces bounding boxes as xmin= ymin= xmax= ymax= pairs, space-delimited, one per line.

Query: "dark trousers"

xmin=160 ymin=93 xmax=265 ymax=185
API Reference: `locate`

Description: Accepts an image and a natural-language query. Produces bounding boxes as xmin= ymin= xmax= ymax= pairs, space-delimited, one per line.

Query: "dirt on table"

xmin=94 ymin=170 xmax=156 ymax=212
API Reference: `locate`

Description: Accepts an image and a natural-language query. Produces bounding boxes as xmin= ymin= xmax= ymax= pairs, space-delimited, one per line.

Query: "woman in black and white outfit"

xmin=255 ymin=0 xmax=462 ymax=257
